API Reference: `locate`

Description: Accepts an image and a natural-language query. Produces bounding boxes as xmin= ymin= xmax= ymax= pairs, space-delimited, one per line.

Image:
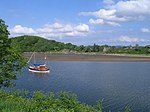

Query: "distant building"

xmin=103 ymin=47 xmax=110 ymax=52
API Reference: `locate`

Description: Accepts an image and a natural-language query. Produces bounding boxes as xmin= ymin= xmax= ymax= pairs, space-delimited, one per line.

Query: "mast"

xmin=45 ymin=53 xmax=47 ymax=65
xmin=27 ymin=52 xmax=35 ymax=64
xmin=34 ymin=52 xmax=36 ymax=64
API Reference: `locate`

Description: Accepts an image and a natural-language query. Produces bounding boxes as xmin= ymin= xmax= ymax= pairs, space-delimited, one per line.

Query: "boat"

xmin=28 ymin=64 xmax=50 ymax=73
xmin=28 ymin=52 xmax=50 ymax=73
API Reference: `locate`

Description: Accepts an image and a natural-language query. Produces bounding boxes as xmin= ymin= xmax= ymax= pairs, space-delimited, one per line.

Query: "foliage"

xmin=10 ymin=35 xmax=77 ymax=52
xmin=0 ymin=89 xmax=131 ymax=112
xmin=0 ymin=90 xmax=103 ymax=112
xmin=0 ymin=19 xmax=26 ymax=87
xmin=125 ymin=106 xmax=131 ymax=112
xmin=11 ymin=35 xmax=150 ymax=55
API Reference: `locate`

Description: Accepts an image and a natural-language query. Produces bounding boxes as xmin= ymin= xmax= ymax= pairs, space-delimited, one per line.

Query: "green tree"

xmin=0 ymin=19 xmax=26 ymax=87
xmin=92 ymin=43 xmax=99 ymax=52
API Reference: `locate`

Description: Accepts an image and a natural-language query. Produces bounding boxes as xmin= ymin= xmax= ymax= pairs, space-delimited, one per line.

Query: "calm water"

xmin=12 ymin=61 xmax=150 ymax=112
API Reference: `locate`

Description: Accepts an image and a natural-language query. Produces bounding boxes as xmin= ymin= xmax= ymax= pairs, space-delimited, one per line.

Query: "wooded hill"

xmin=10 ymin=35 xmax=150 ymax=54
xmin=10 ymin=35 xmax=77 ymax=52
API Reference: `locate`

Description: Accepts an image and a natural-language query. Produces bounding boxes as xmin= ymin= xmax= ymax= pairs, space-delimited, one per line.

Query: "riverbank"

xmin=23 ymin=52 xmax=150 ymax=62
xmin=0 ymin=89 xmax=132 ymax=112
xmin=0 ymin=89 xmax=102 ymax=112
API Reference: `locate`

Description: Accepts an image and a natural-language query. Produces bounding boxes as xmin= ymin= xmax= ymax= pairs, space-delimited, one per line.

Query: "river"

xmin=12 ymin=61 xmax=150 ymax=112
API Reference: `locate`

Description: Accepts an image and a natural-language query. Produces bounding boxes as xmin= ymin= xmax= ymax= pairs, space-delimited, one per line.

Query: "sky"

xmin=1 ymin=0 xmax=150 ymax=46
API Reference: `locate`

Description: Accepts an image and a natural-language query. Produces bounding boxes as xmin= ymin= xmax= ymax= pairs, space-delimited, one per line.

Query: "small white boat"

xmin=28 ymin=53 xmax=50 ymax=73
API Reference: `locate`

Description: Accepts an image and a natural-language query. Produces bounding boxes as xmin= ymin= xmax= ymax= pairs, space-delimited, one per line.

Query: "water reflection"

xmin=29 ymin=71 xmax=50 ymax=77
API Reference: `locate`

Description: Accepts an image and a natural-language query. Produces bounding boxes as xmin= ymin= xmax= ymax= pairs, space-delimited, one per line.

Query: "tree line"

xmin=11 ymin=36 xmax=150 ymax=55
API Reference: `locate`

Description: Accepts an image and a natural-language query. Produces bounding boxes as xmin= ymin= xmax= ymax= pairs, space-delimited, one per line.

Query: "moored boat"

xmin=28 ymin=53 xmax=50 ymax=73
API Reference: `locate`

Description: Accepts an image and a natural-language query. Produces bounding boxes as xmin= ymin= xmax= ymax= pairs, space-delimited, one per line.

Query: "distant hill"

xmin=10 ymin=35 xmax=77 ymax=52
xmin=10 ymin=35 xmax=150 ymax=54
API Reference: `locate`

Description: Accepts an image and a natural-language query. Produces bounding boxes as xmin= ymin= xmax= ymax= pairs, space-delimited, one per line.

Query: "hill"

xmin=10 ymin=35 xmax=150 ymax=54
xmin=10 ymin=35 xmax=77 ymax=52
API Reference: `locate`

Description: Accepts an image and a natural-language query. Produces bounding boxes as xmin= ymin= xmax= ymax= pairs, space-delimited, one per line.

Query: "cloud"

xmin=80 ymin=9 xmax=128 ymax=22
xmin=79 ymin=9 xmax=127 ymax=27
xmin=10 ymin=23 xmax=90 ymax=38
xmin=89 ymin=18 xmax=120 ymax=26
xmin=43 ymin=23 xmax=63 ymax=29
xmin=89 ymin=19 xmax=104 ymax=25
xmin=10 ymin=25 xmax=36 ymax=34
xmin=106 ymin=21 xmax=120 ymax=26
xmin=79 ymin=0 xmax=150 ymax=26
xmin=111 ymin=0 xmax=150 ymax=16
xmin=74 ymin=24 xmax=89 ymax=32
xmin=141 ymin=28 xmax=150 ymax=33
xmin=118 ymin=35 xmax=147 ymax=43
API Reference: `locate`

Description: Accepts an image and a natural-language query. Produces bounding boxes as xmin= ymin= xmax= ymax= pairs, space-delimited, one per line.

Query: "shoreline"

xmin=23 ymin=52 xmax=150 ymax=62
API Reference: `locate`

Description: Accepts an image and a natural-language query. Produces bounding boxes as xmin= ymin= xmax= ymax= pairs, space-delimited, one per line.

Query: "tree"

xmin=0 ymin=19 xmax=26 ymax=87
xmin=92 ymin=43 xmax=99 ymax=52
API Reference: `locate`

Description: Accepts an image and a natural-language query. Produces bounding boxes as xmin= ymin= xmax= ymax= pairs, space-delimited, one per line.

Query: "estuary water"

xmin=13 ymin=61 xmax=150 ymax=112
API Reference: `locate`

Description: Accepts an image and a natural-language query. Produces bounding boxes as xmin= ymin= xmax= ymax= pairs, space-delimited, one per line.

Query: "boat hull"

xmin=28 ymin=68 xmax=50 ymax=73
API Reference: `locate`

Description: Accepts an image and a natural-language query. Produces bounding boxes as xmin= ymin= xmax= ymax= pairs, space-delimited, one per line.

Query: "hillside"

xmin=10 ymin=35 xmax=77 ymax=52
xmin=10 ymin=35 xmax=150 ymax=54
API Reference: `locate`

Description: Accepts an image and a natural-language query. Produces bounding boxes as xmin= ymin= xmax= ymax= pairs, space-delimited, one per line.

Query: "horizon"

xmin=1 ymin=0 xmax=150 ymax=46
xmin=12 ymin=35 xmax=150 ymax=47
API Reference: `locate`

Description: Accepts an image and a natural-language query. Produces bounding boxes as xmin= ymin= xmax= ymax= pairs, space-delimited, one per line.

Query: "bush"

xmin=0 ymin=90 xmax=103 ymax=112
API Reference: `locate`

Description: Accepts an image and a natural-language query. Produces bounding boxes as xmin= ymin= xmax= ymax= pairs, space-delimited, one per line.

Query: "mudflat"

xmin=23 ymin=52 xmax=150 ymax=62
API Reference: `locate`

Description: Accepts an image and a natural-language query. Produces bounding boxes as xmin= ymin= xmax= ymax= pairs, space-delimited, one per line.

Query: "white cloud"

xmin=50 ymin=23 xmax=63 ymax=29
xmin=141 ymin=28 xmax=150 ymax=33
xmin=106 ymin=21 xmax=120 ymax=26
xmin=89 ymin=18 xmax=120 ymax=26
xmin=59 ymin=24 xmax=74 ymax=33
xmin=118 ymin=35 xmax=147 ymax=43
xmin=79 ymin=0 xmax=150 ymax=26
xmin=80 ymin=9 xmax=128 ymax=22
xmin=89 ymin=19 xmax=104 ymax=25
xmin=74 ymin=24 xmax=89 ymax=32
xmin=79 ymin=9 xmax=127 ymax=26
xmin=80 ymin=9 xmax=116 ymax=18
xmin=111 ymin=0 xmax=150 ymax=16
xmin=43 ymin=23 xmax=63 ymax=29
xmin=10 ymin=23 xmax=90 ymax=38
xmin=10 ymin=25 xmax=36 ymax=34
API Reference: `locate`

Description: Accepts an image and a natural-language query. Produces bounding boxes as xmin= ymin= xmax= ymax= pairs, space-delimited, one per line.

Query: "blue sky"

xmin=1 ymin=0 xmax=150 ymax=46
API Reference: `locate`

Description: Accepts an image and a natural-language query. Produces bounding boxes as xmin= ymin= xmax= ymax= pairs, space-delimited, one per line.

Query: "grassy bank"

xmin=0 ymin=89 xmax=131 ymax=112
